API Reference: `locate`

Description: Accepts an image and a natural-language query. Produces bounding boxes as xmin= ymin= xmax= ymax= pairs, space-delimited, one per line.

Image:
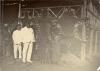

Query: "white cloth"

xmin=12 ymin=30 xmax=22 ymax=59
xmin=22 ymin=42 xmax=33 ymax=62
xmin=12 ymin=30 xmax=22 ymax=44
xmin=97 ymin=66 xmax=100 ymax=71
xmin=21 ymin=27 xmax=35 ymax=43
xmin=14 ymin=43 xmax=22 ymax=59
xmin=21 ymin=27 xmax=35 ymax=62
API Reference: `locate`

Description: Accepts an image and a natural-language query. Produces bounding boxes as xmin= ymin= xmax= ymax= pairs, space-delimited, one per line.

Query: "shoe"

xmin=19 ymin=57 xmax=22 ymax=59
xmin=27 ymin=60 xmax=32 ymax=63
xmin=19 ymin=58 xmax=22 ymax=60
xmin=14 ymin=57 xmax=18 ymax=59
xmin=22 ymin=60 xmax=26 ymax=63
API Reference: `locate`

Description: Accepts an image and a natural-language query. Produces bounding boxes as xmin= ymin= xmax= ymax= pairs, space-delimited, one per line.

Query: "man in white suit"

xmin=21 ymin=24 xmax=35 ymax=63
xmin=12 ymin=24 xmax=22 ymax=59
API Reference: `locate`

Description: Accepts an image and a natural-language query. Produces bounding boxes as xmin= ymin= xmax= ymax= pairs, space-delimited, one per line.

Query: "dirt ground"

xmin=0 ymin=53 xmax=100 ymax=71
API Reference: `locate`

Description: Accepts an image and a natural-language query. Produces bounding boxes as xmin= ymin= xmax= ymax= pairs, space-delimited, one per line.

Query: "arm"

xmin=30 ymin=28 xmax=35 ymax=42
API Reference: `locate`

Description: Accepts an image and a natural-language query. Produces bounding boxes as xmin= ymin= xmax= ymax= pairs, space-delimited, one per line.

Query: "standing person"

xmin=21 ymin=23 xmax=35 ymax=63
xmin=2 ymin=23 xmax=12 ymax=57
xmin=12 ymin=24 xmax=22 ymax=59
xmin=50 ymin=19 xmax=62 ymax=64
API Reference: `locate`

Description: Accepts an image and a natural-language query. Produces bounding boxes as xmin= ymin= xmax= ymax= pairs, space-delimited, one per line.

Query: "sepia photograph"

xmin=0 ymin=0 xmax=100 ymax=71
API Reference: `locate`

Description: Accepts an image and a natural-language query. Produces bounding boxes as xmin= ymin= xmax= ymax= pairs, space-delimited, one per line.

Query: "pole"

xmin=94 ymin=31 xmax=98 ymax=55
xmin=80 ymin=0 xmax=87 ymax=61
xmin=18 ymin=3 xmax=21 ymax=18
xmin=81 ymin=22 xmax=87 ymax=61
xmin=89 ymin=29 xmax=94 ymax=56
xmin=88 ymin=0 xmax=96 ymax=56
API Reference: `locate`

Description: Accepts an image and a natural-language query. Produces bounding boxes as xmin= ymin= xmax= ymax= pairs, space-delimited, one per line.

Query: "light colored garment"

xmin=12 ymin=30 xmax=22 ymax=44
xmin=97 ymin=66 xmax=100 ymax=71
xmin=12 ymin=30 xmax=22 ymax=59
xmin=13 ymin=43 xmax=22 ymax=59
xmin=21 ymin=27 xmax=35 ymax=63
xmin=21 ymin=27 xmax=35 ymax=43
xmin=22 ymin=42 xmax=33 ymax=62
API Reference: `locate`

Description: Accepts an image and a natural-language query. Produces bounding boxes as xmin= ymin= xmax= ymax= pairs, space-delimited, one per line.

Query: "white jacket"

xmin=12 ymin=30 xmax=22 ymax=44
xmin=21 ymin=27 xmax=35 ymax=43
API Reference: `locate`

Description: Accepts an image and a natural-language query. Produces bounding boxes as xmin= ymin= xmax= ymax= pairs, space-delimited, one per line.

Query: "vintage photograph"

xmin=0 ymin=0 xmax=100 ymax=71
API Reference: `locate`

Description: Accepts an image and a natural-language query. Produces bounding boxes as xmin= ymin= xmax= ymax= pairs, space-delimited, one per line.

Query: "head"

xmin=16 ymin=24 xmax=21 ymax=30
xmin=17 ymin=19 xmax=23 ymax=27
xmin=29 ymin=21 xmax=34 ymax=28
xmin=26 ymin=24 xmax=30 ymax=28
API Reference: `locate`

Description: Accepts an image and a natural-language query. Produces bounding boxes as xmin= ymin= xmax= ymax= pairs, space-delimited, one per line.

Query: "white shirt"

xmin=12 ymin=30 xmax=22 ymax=44
xmin=21 ymin=27 xmax=35 ymax=43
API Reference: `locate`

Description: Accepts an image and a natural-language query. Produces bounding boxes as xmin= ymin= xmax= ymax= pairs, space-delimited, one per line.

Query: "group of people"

xmin=12 ymin=21 xmax=35 ymax=63
xmin=8 ymin=17 xmax=84 ymax=65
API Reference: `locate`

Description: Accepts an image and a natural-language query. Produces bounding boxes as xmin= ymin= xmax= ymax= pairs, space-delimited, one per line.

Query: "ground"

xmin=0 ymin=53 xmax=100 ymax=71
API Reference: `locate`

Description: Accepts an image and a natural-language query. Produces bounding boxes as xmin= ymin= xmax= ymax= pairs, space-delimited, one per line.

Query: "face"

xmin=17 ymin=25 xmax=21 ymax=30
xmin=26 ymin=24 xmax=30 ymax=28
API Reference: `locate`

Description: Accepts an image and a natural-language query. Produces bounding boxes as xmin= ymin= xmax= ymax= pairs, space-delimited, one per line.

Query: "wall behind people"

xmin=1 ymin=4 xmax=19 ymax=57
xmin=59 ymin=12 xmax=81 ymax=57
xmin=3 ymin=4 xmax=18 ymax=25
xmin=0 ymin=1 xmax=2 ymax=57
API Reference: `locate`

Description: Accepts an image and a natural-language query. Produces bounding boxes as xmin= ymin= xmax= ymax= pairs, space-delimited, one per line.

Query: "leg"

xmin=22 ymin=43 xmax=29 ymax=63
xmin=27 ymin=42 xmax=33 ymax=63
xmin=97 ymin=66 xmax=100 ymax=71
xmin=14 ymin=44 xmax=18 ymax=59
xmin=18 ymin=43 xmax=22 ymax=59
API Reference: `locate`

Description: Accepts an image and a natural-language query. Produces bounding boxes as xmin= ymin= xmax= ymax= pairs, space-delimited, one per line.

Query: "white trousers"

xmin=14 ymin=43 xmax=22 ymax=59
xmin=97 ymin=66 xmax=100 ymax=71
xmin=22 ymin=42 xmax=33 ymax=62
